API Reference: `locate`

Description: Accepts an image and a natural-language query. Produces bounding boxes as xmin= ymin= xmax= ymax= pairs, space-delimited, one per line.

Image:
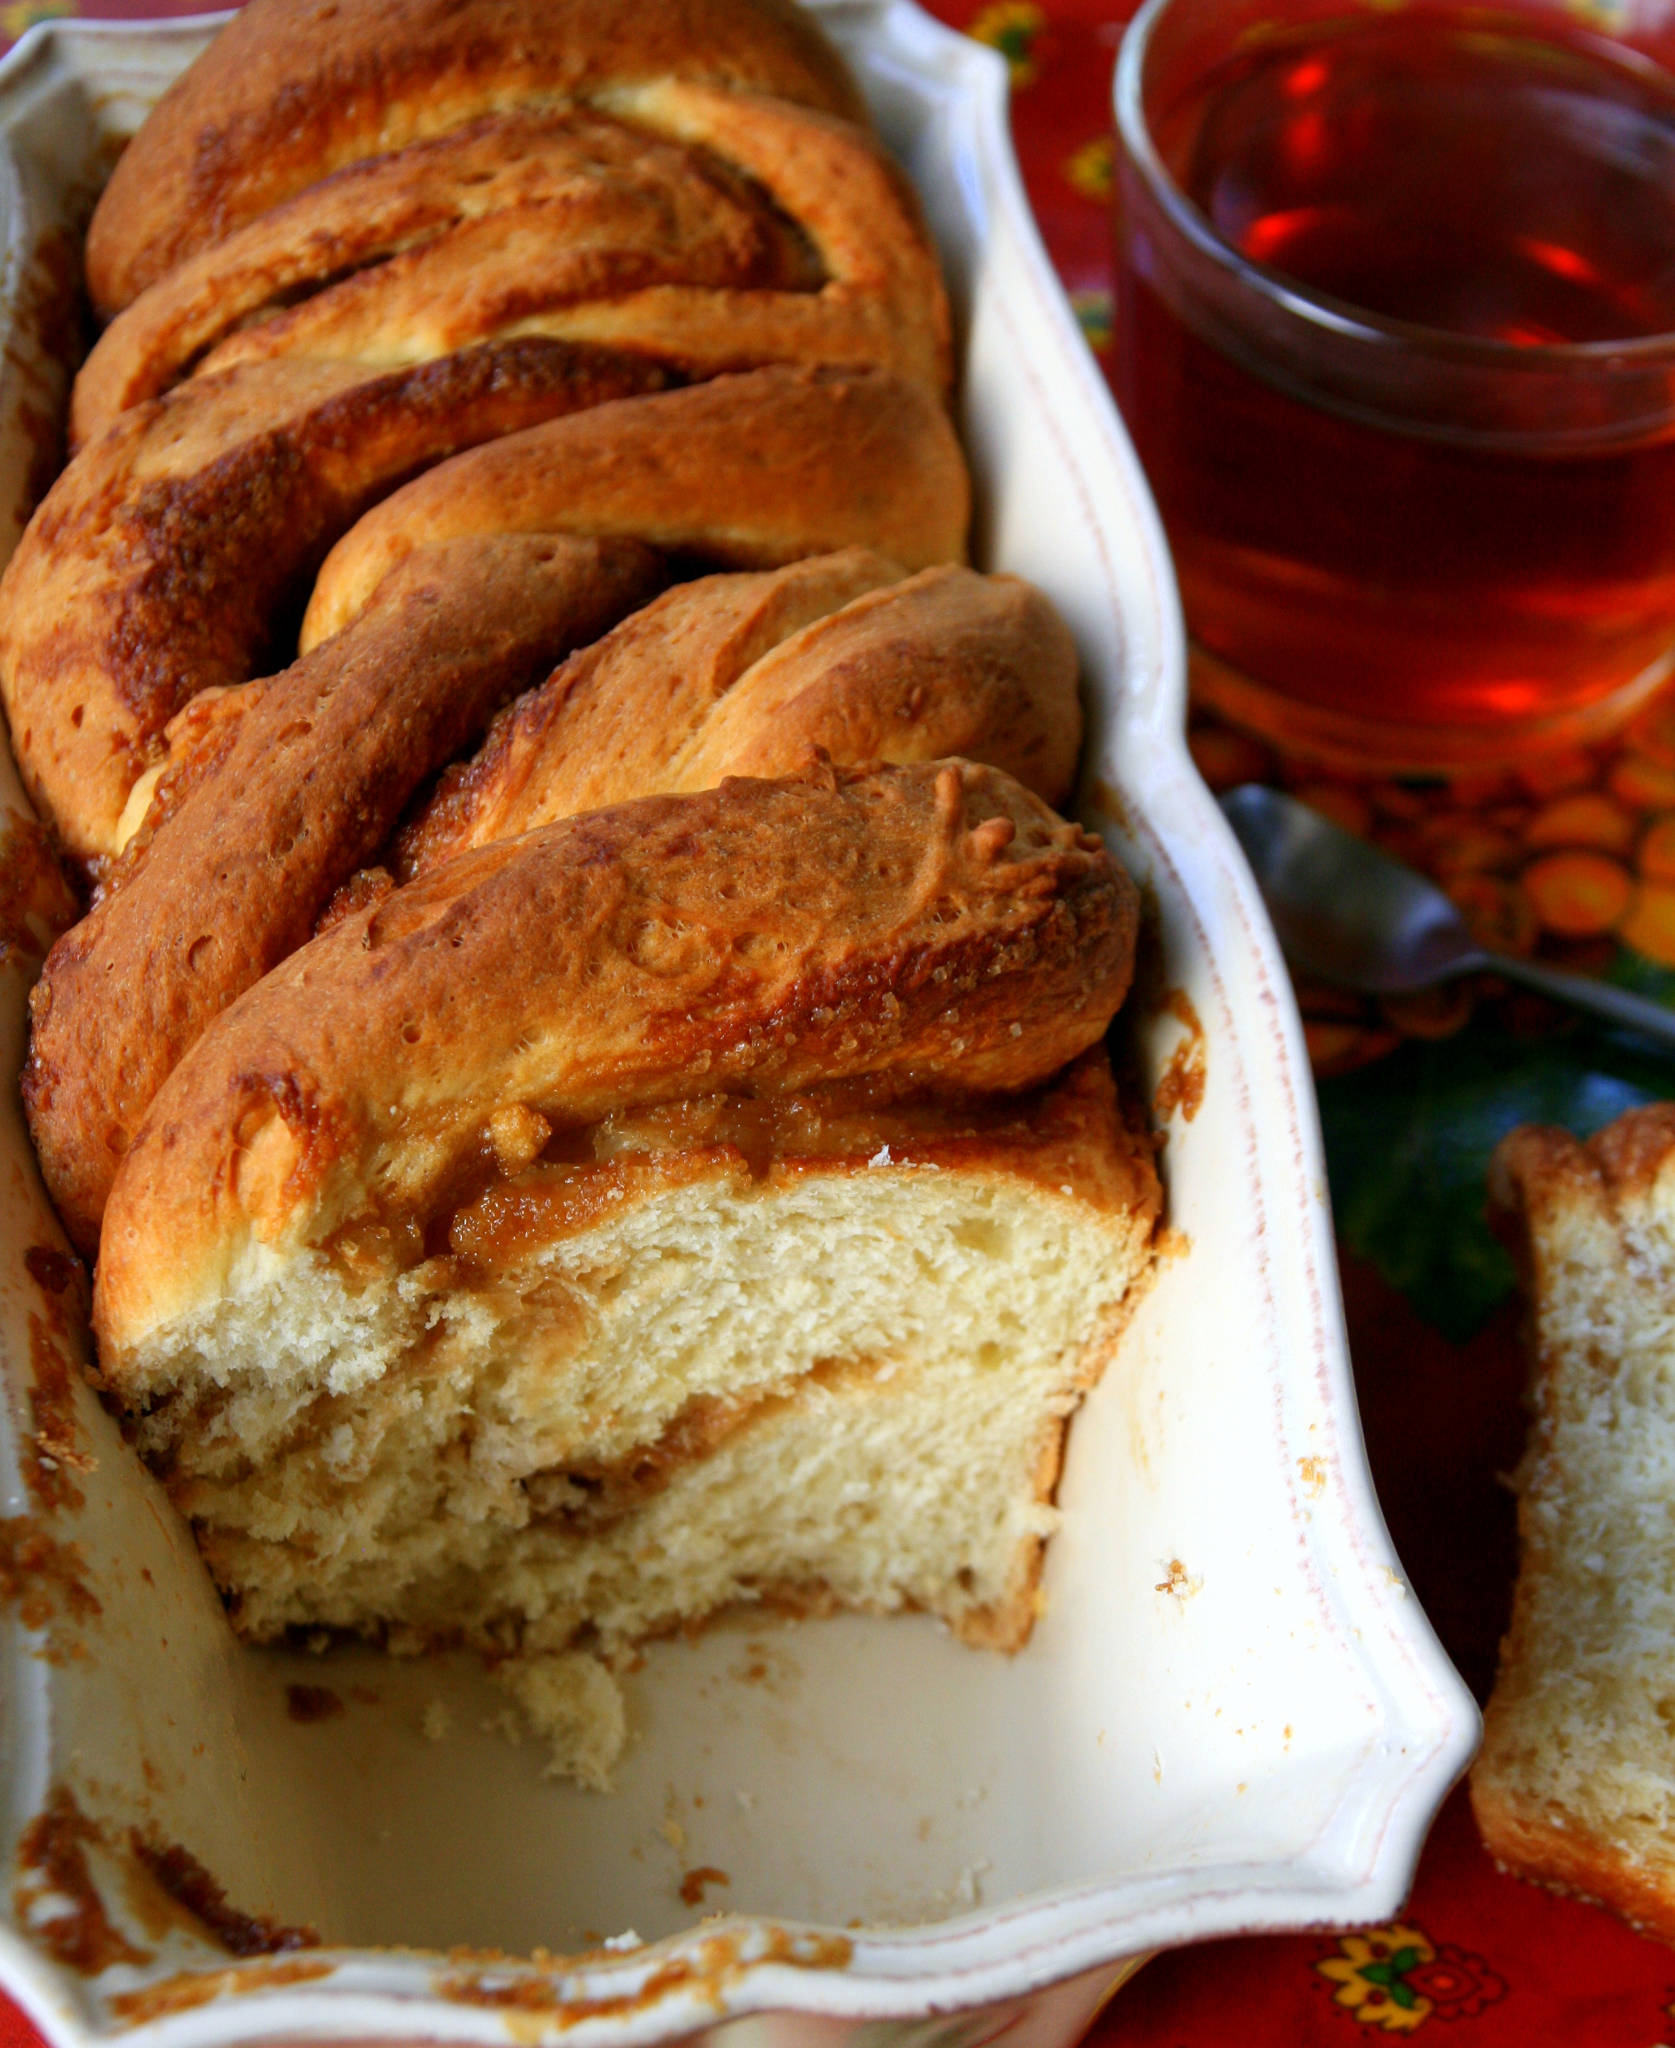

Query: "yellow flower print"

xmin=1 ymin=1 xmax=72 ymax=40
xmin=968 ymin=3 xmax=1046 ymax=88
xmin=1063 ymin=135 xmax=1114 ymax=205
xmin=1316 ymin=1925 xmax=1436 ymax=2032
xmin=1314 ymin=1921 xmax=1506 ymax=2031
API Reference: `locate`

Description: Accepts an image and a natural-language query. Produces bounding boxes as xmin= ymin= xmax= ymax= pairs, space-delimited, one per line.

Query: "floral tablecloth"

xmin=5 ymin=0 xmax=1675 ymax=2039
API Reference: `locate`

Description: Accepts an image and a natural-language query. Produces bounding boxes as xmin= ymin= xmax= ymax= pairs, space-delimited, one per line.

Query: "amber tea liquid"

xmin=1115 ymin=8 xmax=1675 ymax=758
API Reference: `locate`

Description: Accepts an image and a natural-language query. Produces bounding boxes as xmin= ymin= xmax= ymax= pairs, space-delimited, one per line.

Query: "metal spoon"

xmin=1220 ymin=781 xmax=1675 ymax=1051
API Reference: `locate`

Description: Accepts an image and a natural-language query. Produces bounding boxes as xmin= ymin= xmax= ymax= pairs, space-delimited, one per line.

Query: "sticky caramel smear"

xmin=678 ymin=1867 xmax=730 ymax=1908
xmin=285 ymin=1683 xmax=345 ymax=1724
xmin=130 ymin=1835 xmax=319 ymax=1958
xmin=14 ymin=1788 xmax=150 ymax=1976
xmin=1151 ymin=988 xmax=1206 ymax=1124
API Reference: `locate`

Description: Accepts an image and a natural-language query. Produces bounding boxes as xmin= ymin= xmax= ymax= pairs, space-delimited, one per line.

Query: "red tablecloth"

xmin=5 ymin=0 xmax=1675 ymax=2040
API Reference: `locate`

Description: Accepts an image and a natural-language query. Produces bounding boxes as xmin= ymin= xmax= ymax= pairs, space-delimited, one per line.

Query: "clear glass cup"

xmin=1112 ymin=0 xmax=1675 ymax=770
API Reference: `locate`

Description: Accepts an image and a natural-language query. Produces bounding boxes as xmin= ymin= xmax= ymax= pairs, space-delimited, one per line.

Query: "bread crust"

xmin=302 ymin=365 xmax=969 ymax=647
xmin=27 ymin=545 xmax=1078 ymax=1254
xmin=94 ymin=760 xmax=1138 ymax=1363
xmin=0 ymin=342 xmax=672 ymax=866
xmin=74 ymin=108 xmax=813 ymax=447
xmin=397 ymin=555 xmax=1082 ymax=876
xmin=0 ymin=363 xmax=965 ymax=867
xmin=76 ymin=86 xmax=948 ymax=449
xmin=86 ymin=0 xmax=865 ymax=315
xmin=1470 ymin=1778 xmax=1675 ymax=1947
xmin=24 ymin=533 xmax=666 ymax=1254
xmin=437 ymin=1046 xmax=1162 ymax=1269
xmin=1489 ymin=1108 xmax=1675 ymax=1230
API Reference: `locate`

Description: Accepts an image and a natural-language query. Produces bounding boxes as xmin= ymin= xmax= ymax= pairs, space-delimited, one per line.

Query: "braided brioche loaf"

xmin=0 ymin=0 xmax=1159 ymax=1702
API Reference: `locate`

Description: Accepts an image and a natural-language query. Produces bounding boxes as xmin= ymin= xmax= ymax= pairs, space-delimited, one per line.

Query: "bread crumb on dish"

xmin=493 ymin=1652 xmax=627 ymax=1792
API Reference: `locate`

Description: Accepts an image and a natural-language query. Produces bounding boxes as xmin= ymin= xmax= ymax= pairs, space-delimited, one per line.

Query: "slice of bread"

xmin=132 ymin=1050 xmax=1157 ymax=1655
xmin=1474 ymin=1106 xmax=1675 ymax=1940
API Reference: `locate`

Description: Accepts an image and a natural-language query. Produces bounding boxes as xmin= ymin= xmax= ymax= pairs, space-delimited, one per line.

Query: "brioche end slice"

xmin=1474 ymin=1107 xmax=1675 ymax=1943
xmin=116 ymin=1051 xmax=1158 ymax=1659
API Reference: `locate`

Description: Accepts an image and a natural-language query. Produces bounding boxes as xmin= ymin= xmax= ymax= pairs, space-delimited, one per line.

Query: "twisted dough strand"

xmin=301 ymin=366 xmax=967 ymax=648
xmin=75 ymin=85 xmax=946 ymax=446
xmin=86 ymin=0 xmax=865 ymax=313
xmin=24 ymin=534 xmax=666 ymax=1254
xmin=1 ymin=342 xmax=675 ymax=864
xmin=10 ymin=0 xmax=950 ymax=869
xmin=395 ymin=556 xmax=1082 ymax=877
xmin=94 ymin=760 xmax=1138 ymax=1373
xmin=22 ymin=367 xmax=977 ymax=1251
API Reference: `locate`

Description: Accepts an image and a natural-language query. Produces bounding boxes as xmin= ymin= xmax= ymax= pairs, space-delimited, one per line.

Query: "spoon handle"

xmin=1490 ymin=953 xmax=1675 ymax=1051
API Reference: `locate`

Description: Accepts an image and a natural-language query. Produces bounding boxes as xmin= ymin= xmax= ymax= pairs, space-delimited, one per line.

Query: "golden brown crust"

xmin=1487 ymin=1110 xmax=1675 ymax=1314
xmin=24 ymin=533 xmax=665 ymax=1255
xmin=396 ymin=550 xmax=899 ymax=873
xmin=954 ymin=1415 xmax=1067 ymax=1652
xmin=28 ymin=541 xmax=1076 ymax=1255
xmin=73 ymin=107 xmax=816 ymax=447
xmin=660 ymin=564 xmax=1079 ymax=805
xmin=94 ymin=760 xmax=1138 ymax=1359
xmin=1490 ymin=1107 xmax=1675 ymax=1221
xmin=0 ymin=342 xmax=673 ymax=866
xmin=302 ymin=365 xmax=969 ymax=648
xmin=76 ymin=86 xmax=947 ymax=449
xmin=1580 ymin=1103 xmax=1675 ymax=1197
xmin=1486 ymin=1123 xmax=1598 ymax=1300
xmin=959 ymin=1129 xmax=1163 ymax=1652
xmin=1470 ymin=1776 xmax=1675 ymax=1948
xmin=86 ymin=0 xmax=865 ymax=316
xmin=1493 ymin=1121 xmax=1615 ymax=1223
xmin=397 ymin=555 xmax=1081 ymax=877
xmin=0 ymin=363 xmax=963 ymax=868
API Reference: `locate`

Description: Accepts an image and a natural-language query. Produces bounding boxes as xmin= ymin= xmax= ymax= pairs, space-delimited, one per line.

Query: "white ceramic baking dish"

xmin=0 ymin=8 xmax=1478 ymax=2047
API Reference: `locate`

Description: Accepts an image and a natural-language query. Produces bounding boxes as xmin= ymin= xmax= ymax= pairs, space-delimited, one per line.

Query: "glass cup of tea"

xmin=1112 ymin=0 xmax=1675 ymax=771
